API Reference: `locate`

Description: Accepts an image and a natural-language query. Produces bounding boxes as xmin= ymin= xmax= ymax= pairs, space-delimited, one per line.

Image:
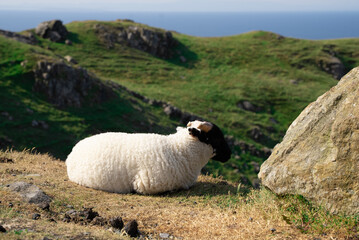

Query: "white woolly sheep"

xmin=66 ymin=120 xmax=231 ymax=194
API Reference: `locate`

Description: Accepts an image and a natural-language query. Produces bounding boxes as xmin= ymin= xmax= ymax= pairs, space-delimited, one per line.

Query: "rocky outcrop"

xmin=35 ymin=20 xmax=68 ymax=42
xmin=33 ymin=60 xmax=115 ymax=107
xmin=94 ymin=24 xmax=177 ymax=59
xmin=318 ymin=45 xmax=345 ymax=80
xmin=318 ymin=56 xmax=345 ymax=80
xmin=259 ymin=67 xmax=359 ymax=215
xmin=0 ymin=29 xmax=37 ymax=45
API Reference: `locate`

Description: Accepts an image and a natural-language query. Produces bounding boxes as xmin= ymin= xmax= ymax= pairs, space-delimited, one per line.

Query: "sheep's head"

xmin=187 ymin=120 xmax=231 ymax=162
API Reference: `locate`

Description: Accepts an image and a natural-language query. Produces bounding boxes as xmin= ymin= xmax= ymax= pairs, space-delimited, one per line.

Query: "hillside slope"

xmin=1 ymin=20 xmax=359 ymax=183
xmin=1 ymin=150 xmax=358 ymax=239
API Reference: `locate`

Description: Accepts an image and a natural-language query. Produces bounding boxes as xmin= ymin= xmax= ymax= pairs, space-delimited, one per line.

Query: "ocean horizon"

xmin=1 ymin=10 xmax=359 ymax=40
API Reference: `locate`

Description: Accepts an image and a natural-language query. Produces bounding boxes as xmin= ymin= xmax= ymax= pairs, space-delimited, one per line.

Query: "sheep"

xmin=66 ymin=120 xmax=231 ymax=194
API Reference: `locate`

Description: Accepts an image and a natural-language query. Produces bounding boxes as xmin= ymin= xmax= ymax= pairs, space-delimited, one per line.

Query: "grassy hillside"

xmin=1 ymin=150 xmax=359 ymax=239
xmin=1 ymin=20 xmax=359 ymax=183
xmin=0 ymin=34 xmax=177 ymax=159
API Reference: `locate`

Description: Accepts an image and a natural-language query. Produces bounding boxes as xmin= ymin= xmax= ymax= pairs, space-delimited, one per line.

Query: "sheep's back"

xmin=66 ymin=132 xmax=171 ymax=193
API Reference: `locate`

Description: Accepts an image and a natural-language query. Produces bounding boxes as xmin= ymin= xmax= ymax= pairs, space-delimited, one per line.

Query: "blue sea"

xmin=0 ymin=11 xmax=359 ymax=40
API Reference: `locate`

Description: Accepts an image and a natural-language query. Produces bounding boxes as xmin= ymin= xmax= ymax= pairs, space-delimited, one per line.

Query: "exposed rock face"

xmin=258 ymin=67 xmax=359 ymax=215
xmin=35 ymin=20 xmax=68 ymax=42
xmin=94 ymin=24 xmax=177 ymax=59
xmin=33 ymin=60 xmax=115 ymax=107
xmin=318 ymin=56 xmax=345 ymax=80
xmin=0 ymin=29 xmax=37 ymax=45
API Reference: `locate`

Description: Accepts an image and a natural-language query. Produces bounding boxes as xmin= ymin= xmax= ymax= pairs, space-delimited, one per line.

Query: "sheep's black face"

xmin=188 ymin=121 xmax=231 ymax=162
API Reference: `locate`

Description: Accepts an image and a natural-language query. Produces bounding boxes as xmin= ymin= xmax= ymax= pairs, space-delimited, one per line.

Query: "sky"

xmin=1 ymin=0 xmax=359 ymax=12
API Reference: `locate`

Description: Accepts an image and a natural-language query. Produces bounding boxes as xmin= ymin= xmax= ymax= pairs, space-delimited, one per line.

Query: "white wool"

xmin=66 ymin=127 xmax=214 ymax=194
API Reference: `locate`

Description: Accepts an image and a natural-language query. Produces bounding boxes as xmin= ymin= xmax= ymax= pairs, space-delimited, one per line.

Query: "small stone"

xmin=270 ymin=228 xmax=276 ymax=233
xmin=20 ymin=60 xmax=28 ymax=67
xmin=109 ymin=217 xmax=124 ymax=229
xmin=248 ymin=217 xmax=253 ymax=222
xmin=26 ymin=108 xmax=34 ymax=114
xmin=8 ymin=203 xmax=13 ymax=207
xmin=64 ymin=55 xmax=77 ymax=64
xmin=38 ymin=202 xmax=50 ymax=211
xmin=180 ymin=56 xmax=186 ymax=63
xmin=32 ymin=213 xmax=41 ymax=220
xmin=65 ymin=39 xmax=72 ymax=45
xmin=0 ymin=225 xmax=6 ymax=232
xmin=123 ymin=220 xmax=139 ymax=238
xmin=160 ymin=233 xmax=170 ymax=239
xmin=92 ymin=216 xmax=106 ymax=226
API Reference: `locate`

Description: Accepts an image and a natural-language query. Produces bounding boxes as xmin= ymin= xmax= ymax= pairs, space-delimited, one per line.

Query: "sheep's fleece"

xmin=66 ymin=120 xmax=229 ymax=194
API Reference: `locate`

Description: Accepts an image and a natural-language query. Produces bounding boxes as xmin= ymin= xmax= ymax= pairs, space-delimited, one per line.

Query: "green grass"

xmin=2 ymin=20 xmax=359 ymax=183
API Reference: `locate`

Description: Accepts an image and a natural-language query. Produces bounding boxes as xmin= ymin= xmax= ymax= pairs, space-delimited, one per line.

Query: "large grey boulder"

xmin=258 ymin=67 xmax=359 ymax=215
xmin=33 ymin=60 xmax=115 ymax=107
xmin=35 ymin=20 xmax=68 ymax=42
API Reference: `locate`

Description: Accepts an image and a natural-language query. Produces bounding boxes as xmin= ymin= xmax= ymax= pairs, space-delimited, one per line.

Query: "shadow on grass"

xmin=166 ymin=40 xmax=198 ymax=68
xmin=67 ymin=32 xmax=82 ymax=44
xmin=158 ymin=180 xmax=250 ymax=197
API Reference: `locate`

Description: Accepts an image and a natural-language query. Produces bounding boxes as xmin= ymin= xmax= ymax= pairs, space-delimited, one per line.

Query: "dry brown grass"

xmin=0 ymin=150 xmax=355 ymax=239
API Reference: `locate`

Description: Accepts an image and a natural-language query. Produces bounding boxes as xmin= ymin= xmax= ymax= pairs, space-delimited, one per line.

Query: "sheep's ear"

xmin=187 ymin=120 xmax=213 ymax=133
xmin=197 ymin=122 xmax=213 ymax=133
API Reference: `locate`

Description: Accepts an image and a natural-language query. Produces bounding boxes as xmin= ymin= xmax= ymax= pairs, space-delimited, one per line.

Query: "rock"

xmin=249 ymin=127 xmax=265 ymax=142
xmin=0 ymin=157 xmax=14 ymax=163
xmin=38 ymin=202 xmax=50 ymax=211
xmin=109 ymin=217 xmax=124 ymax=230
xmin=33 ymin=60 xmax=116 ymax=107
xmin=250 ymin=161 xmax=260 ymax=174
xmin=9 ymin=182 xmax=51 ymax=206
xmin=94 ymin=24 xmax=177 ymax=59
xmin=123 ymin=220 xmax=139 ymax=238
xmin=290 ymin=79 xmax=300 ymax=85
xmin=163 ymin=105 xmax=182 ymax=119
xmin=64 ymin=55 xmax=77 ymax=64
xmin=0 ymin=29 xmax=37 ymax=45
xmin=31 ymin=120 xmax=49 ymax=129
xmin=258 ymin=67 xmax=359 ymax=215
xmin=32 ymin=213 xmax=41 ymax=220
xmin=21 ymin=60 xmax=28 ymax=67
xmin=65 ymin=39 xmax=72 ymax=45
xmin=237 ymin=100 xmax=262 ymax=112
xmin=179 ymin=56 xmax=187 ymax=63
xmin=35 ymin=20 xmax=68 ymax=42
xmin=78 ymin=208 xmax=99 ymax=221
xmin=160 ymin=232 xmax=170 ymax=239
xmin=318 ymin=56 xmax=345 ymax=80
xmin=92 ymin=216 xmax=106 ymax=226
xmin=0 ymin=225 xmax=6 ymax=232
